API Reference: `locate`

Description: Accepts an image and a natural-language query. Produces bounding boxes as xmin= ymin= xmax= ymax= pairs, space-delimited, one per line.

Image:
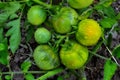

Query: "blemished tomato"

xmin=33 ymin=45 xmax=60 ymax=70
xmin=67 ymin=0 xmax=93 ymax=9
xmin=76 ymin=19 xmax=102 ymax=46
xmin=27 ymin=5 xmax=47 ymax=25
xmin=52 ymin=7 xmax=78 ymax=34
xmin=34 ymin=27 xmax=51 ymax=44
xmin=60 ymin=41 xmax=89 ymax=69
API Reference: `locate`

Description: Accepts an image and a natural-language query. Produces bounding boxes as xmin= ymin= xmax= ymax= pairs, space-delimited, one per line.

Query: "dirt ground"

xmin=0 ymin=0 xmax=120 ymax=80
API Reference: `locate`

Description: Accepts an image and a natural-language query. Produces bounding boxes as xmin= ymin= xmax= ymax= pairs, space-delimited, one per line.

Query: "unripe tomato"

xmin=60 ymin=41 xmax=88 ymax=69
xmin=60 ymin=7 xmax=78 ymax=25
xmin=52 ymin=7 xmax=78 ymax=34
xmin=27 ymin=5 xmax=47 ymax=25
xmin=67 ymin=0 xmax=93 ymax=9
xmin=76 ymin=19 xmax=102 ymax=46
xmin=34 ymin=27 xmax=51 ymax=44
xmin=33 ymin=45 xmax=60 ymax=70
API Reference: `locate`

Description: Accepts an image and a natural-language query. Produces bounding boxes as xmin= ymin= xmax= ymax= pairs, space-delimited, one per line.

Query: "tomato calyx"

xmin=61 ymin=40 xmax=74 ymax=51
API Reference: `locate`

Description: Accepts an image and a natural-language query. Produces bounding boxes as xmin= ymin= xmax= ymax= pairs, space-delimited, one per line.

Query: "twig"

xmin=106 ymin=46 xmax=120 ymax=67
xmin=37 ymin=68 xmax=64 ymax=80
xmin=0 ymin=71 xmax=46 ymax=75
xmin=89 ymin=51 xmax=109 ymax=60
xmin=32 ymin=0 xmax=52 ymax=9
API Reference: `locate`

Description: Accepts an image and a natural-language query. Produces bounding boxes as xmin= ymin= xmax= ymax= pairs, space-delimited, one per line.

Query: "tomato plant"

xmin=0 ymin=0 xmax=120 ymax=80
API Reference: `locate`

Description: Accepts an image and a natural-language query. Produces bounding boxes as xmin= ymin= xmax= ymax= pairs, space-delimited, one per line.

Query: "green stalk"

xmin=78 ymin=68 xmax=87 ymax=80
xmin=0 ymin=71 xmax=46 ymax=75
xmin=37 ymin=67 xmax=64 ymax=80
xmin=32 ymin=0 xmax=52 ymax=9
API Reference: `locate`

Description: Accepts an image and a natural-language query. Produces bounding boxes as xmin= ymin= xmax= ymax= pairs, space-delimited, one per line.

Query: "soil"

xmin=0 ymin=0 xmax=120 ymax=80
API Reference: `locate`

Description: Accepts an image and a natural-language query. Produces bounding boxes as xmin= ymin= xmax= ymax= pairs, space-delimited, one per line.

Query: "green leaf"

xmin=112 ymin=44 xmax=120 ymax=59
xmin=0 ymin=28 xmax=4 ymax=41
xmin=37 ymin=68 xmax=63 ymax=80
xmin=0 ymin=39 xmax=9 ymax=65
xmin=94 ymin=2 xmax=116 ymax=18
xmin=0 ymin=43 xmax=6 ymax=51
xmin=78 ymin=8 xmax=93 ymax=20
xmin=0 ymin=2 xmax=21 ymax=25
xmin=26 ymin=26 xmax=34 ymax=42
xmin=57 ymin=76 xmax=64 ymax=80
xmin=100 ymin=0 xmax=115 ymax=7
xmin=0 ymin=13 xmax=9 ymax=25
xmin=9 ymin=13 xmax=18 ymax=20
xmin=5 ymin=75 xmax=11 ymax=80
xmin=0 ymin=2 xmax=6 ymax=8
xmin=21 ymin=61 xmax=32 ymax=72
xmin=104 ymin=60 xmax=117 ymax=80
xmin=4 ymin=2 xmax=21 ymax=15
xmin=116 ymin=12 xmax=120 ymax=20
xmin=100 ymin=17 xmax=117 ymax=28
xmin=103 ymin=6 xmax=116 ymax=18
xmin=25 ymin=73 xmax=35 ymax=80
xmin=6 ymin=18 xmax=21 ymax=53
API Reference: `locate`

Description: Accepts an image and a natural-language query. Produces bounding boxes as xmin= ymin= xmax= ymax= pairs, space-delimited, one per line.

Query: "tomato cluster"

xmin=27 ymin=0 xmax=102 ymax=70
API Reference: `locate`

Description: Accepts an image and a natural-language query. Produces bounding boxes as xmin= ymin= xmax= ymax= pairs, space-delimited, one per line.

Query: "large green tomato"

xmin=34 ymin=27 xmax=51 ymax=44
xmin=67 ymin=0 xmax=93 ymax=9
xmin=33 ymin=45 xmax=60 ymax=70
xmin=76 ymin=19 xmax=102 ymax=46
xmin=60 ymin=41 xmax=89 ymax=69
xmin=27 ymin=5 xmax=47 ymax=25
xmin=52 ymin=7 xmax=78 ymax=34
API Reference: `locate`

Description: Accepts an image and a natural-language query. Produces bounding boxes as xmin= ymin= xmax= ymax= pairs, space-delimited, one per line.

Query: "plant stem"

xmin=89 ymin=51 xmax=109 ymax=60
xmin=0 ymin=71 xmax=46 ymax=75
xmin=88 ymin=40 xmax=103 ymax=62
xmin=106 ymin=46 xmax=120 ymax=67
xmin=78 ymin=67 xmax=87 ymax=80
xmin=37 ymin=67 xmax=64 ymax=80
xmin=32 ymin=0 xmax=52 ymax=9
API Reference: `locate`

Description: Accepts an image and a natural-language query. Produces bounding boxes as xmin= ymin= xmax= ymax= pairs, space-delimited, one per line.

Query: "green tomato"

xmin=60 ymin=7 xmax=78 ymax=25
xmin=33 ymin=45 xmax=60 ymax=70
xmin=76 ymin=19 xmax=102 ymax=46
xmin=34 ymin=27 xmax=51 ymax=44
xmin=52 ymin=7 xmax=78 ymax=34
xmin=67 ymin=0 xmax=93 ymax=9
xmin=27 ymin=5 xmax=47 ymax=25
xmin=60 ymin=41 xmax=88 ymax=69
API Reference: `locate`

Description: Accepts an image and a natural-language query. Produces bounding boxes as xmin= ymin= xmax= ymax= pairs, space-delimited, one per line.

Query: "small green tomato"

xmin=52 ymin=7 xmax=78 ymax=34
xmin=27 ymin=5 xmax=47 ymax=25
xmin=34 ymin=27 xmax=51 ymax=44
xmin=67 ymin=0 xmax=93 ymax=9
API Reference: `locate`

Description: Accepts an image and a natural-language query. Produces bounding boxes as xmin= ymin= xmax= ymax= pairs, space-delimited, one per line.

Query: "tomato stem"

xmin=32 ymin=0 xmax=53 ymax=9
xmin=37 ymin=67 xmax=64 ymax=80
